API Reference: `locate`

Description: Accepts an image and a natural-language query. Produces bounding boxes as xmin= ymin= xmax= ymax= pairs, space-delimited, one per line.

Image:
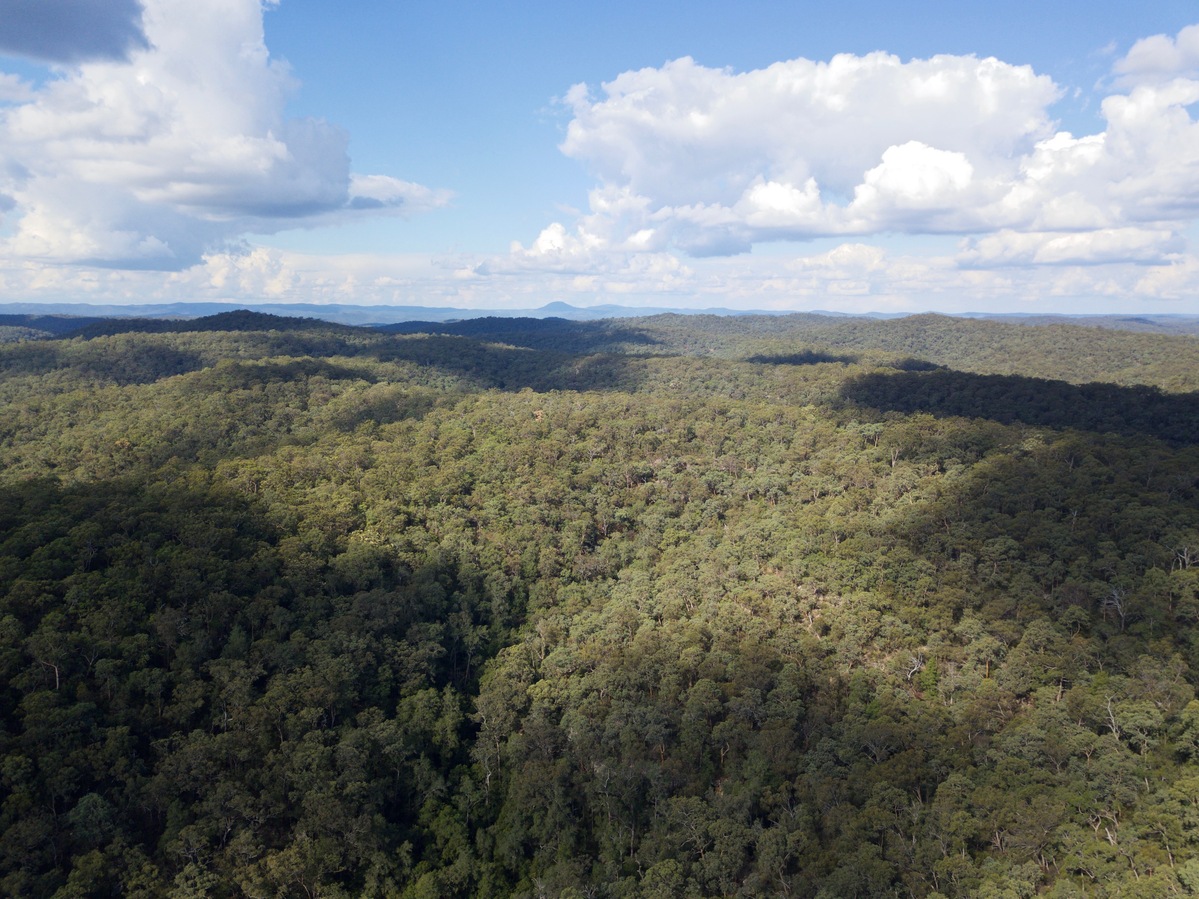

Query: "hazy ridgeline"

xmin=1 ymin=312 xmax=1198 ymax=897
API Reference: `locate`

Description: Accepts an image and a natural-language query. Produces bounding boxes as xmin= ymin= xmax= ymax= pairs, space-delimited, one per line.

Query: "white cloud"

xmin=2 ymin=232 xmax=1198 ymax=315
xmin=1132 ymin=255 xmax=1199 ymax=300
xmin=548 ymin=40 xmax=1199 ymax=276
xmin=562 ymin=54 xmax=1057 ymax=205
xmin=736 ymin=178 xmax=824 ymax=230
xmin=846 ymin=141 xmax=976 ymax=229
xmin=0 ymin=73 xmax=33 ymax=103
xmin=1114 ymin=24 xmax=1199 ymax=84
xmin=511 ymin=221 xmax=605 ymax=266
xmin=557 ymin=52 xmax=1059 ymax=250
xmin=0 ymin=0 xmax=448 ymax=270
xmin=959 ymin=228 xmax=1184 ymax=267
xmin=347 ymin=174 xmax=450 ymax=216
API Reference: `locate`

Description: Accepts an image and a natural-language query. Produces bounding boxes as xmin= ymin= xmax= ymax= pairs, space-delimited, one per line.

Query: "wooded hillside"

xmin=1 ymin=313 xmax=1197 ymax=897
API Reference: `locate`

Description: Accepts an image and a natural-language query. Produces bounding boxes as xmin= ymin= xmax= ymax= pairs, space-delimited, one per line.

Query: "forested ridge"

xmin=1 ymin=312 xmax=1198 ymax=898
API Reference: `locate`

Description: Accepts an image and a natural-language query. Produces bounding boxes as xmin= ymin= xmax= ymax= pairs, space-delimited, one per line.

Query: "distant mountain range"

xmin=0 ymin=300 xmax=1197 ymax=335
xmin=0 ymin=300 xmax=773 ymax=326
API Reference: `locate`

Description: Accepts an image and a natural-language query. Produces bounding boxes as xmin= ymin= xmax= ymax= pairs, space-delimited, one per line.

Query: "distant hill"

xmin=70 ymin=309 xmax=354 ymax=339
xmin=2 ymin=300 xmax=1197 ymax=333
xmin=0 ymin=313 xmax=110 ymax=338
xmin=0 ymin=300 xmax=752 ymax=326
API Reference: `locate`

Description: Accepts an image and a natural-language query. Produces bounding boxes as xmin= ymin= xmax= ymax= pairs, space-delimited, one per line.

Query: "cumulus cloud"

xmin=0 ymin=0 xmax=448 ymax=270
xmin=0 ymin=0 xmax=149 ymax=63
xmin=1114 ymin=23 xmax=1199 ymax=84
xmin=557 ymin=52 xmax=1058 ymax=248
xmin=544 ymin=39 xmax=1199 ymax=271
xmin=0 ymin=73 xmax=33 ymax=103
xmin=562 ymin=54 xmax=1057 ymax=205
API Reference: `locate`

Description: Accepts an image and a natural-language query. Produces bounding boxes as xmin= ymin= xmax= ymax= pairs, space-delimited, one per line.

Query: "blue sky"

xmin=2 ymin=0 xmax=1199 ymax=313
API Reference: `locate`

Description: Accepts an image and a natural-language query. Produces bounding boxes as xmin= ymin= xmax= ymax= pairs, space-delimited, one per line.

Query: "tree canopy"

xmin=1 ymin=311 xmax=1198 ymax=897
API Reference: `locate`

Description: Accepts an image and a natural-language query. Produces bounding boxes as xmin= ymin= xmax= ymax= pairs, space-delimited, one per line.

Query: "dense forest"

xmin=1 ymin=310 xmax=1198 ymax=898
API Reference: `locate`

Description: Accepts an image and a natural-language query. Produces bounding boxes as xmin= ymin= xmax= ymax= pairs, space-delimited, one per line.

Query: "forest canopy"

xmin=1 ymin=311 xmax=1198 ymax=898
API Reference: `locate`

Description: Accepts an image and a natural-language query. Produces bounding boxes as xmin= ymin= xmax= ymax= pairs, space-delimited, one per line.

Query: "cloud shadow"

xmin=375 ymin=316 xmax=662 ymax=356
xmin=840 ymin=369 xmax=1199 ymax=445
